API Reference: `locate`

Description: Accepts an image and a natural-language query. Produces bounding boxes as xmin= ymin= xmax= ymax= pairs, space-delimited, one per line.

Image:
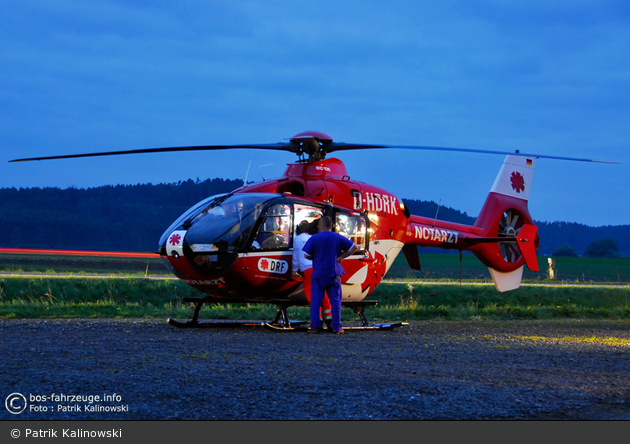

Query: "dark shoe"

xmin=333 ymin=329 xmax=344 ymax=335
xmin=308 ymin=328 xmax=324 ymax=334
xmin=324 ymin=320 xmax=333 ymax=330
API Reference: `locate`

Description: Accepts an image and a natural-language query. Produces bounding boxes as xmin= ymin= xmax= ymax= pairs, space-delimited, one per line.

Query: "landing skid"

xmin=166 ymin=319 xmax=266 ymax=328
xmin=262 ymin=322 xmax=406 ymax=332
xmin=167 ymin=296 xmax=268 ymax=329
xmin=167 ymin=296 xmax=407 ymax=332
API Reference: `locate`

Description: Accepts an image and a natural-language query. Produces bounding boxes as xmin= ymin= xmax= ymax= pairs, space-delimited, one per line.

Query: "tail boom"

xmin=401 ymin=155 xmax=540 ymax=291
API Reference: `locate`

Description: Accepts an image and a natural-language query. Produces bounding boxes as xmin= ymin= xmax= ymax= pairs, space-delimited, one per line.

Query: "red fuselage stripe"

xmin=0 ymin=248 xmax=158 ymax=258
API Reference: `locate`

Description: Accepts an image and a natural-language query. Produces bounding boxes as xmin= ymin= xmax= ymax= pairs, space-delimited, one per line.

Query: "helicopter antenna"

xmin=258 ymin=164 xmax=273 ymax=181
xmin=244 ymin=160 xmax=252 ymax=185
xmin=432 ymin=199 xmax=441 ymax=227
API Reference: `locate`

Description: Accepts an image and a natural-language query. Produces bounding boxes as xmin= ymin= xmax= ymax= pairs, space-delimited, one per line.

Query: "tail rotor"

xmin=498 ymin=209 xmax=523 ymax=263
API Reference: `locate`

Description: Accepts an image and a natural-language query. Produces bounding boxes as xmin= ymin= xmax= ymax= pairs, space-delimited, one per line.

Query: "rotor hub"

xmin=290 ymin=131 xmax=333 ymax=162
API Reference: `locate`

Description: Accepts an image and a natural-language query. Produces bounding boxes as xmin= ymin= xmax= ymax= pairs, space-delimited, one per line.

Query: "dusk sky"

xmin=1 ymin=1 xmax=628 ymax=226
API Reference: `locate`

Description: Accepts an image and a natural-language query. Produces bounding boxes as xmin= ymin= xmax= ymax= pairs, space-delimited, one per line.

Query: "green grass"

xmin=1 ymin=276 xmax=629 ymax=321
xmin=387 ymin=254 xmax=630 ymax=283
xmin=539 ymin=256 xmax=630 ymax=282
xmin=0 ymin=252 xmax=629 ymax=321
xmin=0 ymin=253 xmax=168 ymax=275
xmin=0 ymin=264 xmax=162 ymax=275
xmin=370 ymin=282 xmax=630 ymax=320
xmin=2 ymin=252 xmax=628 ymax=283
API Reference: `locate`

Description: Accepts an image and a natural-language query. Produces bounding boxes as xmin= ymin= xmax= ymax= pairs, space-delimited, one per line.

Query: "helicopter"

xmin=10 ymin=131 xmax=615 ymax=331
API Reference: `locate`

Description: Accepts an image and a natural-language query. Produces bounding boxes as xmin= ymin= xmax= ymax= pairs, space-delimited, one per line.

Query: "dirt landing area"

xmin=2 ymin=319 xmax=629 ymax=420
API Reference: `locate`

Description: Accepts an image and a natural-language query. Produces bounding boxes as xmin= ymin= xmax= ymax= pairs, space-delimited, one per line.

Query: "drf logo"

xmin=258 ymin=258 xmax=289 ymax=274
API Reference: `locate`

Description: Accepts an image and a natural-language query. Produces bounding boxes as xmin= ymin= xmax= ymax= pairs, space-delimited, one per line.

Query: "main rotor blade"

xmin=325 ymin=142 xmax=620 ymax=164
xmin=9 ymin=143 xmax=297 ymax=162
xmin=9 ymin=138 xmax=621 ymax=164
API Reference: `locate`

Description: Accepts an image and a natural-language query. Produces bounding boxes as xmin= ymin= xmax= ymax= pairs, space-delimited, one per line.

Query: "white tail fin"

xmin=490 ymin=155 xmax=537 ymax=201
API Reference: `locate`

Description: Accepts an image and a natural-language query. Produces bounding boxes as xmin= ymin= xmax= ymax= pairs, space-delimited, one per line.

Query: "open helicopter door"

xmin=332 ymin=209 xmax=372 ymax=301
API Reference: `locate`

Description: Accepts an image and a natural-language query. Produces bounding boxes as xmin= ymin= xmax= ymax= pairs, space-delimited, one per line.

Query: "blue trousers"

xmin=311 ymin=276 xmax=342 ymax=331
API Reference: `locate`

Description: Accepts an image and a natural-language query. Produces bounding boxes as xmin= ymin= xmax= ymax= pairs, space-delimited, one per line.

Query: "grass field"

xmin=1 ymin=251 xmax=628 ymax=321
xmin=386 ymin=253 xmax=630 ymax=283
xmin=2 ymin=251 xmax=629 ymax=283
xmin=1 ymin=276 xmax=628 ymax=321
xmin=0 ymin=252 xmax=168 ymax=275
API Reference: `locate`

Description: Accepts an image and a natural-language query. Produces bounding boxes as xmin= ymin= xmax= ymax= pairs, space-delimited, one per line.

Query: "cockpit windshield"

xmin=161 ymin=193 xmax=333 ymax=256
xmin=183 ymin=194 xmax=273 ymax=252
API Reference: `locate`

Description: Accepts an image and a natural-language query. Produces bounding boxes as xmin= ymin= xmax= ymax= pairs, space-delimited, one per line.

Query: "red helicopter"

xmin=10 ymin=131 xmax=614 ymax=330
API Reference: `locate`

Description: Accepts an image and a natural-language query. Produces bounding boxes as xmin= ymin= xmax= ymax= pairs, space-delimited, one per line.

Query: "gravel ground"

xmin=1 ymin=318 xmax=629 ymax=420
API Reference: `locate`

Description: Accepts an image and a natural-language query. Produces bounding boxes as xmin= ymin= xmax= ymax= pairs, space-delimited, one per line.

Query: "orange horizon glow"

xmin=0 ymin=248 xmax=158 ymax=258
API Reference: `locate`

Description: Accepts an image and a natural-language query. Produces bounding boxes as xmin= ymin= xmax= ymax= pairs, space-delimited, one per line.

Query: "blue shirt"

xmin=303 ymin=231 xmax=355 ymax=279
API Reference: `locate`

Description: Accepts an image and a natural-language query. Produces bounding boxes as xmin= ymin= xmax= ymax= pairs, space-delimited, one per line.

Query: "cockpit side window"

xmin=335 ymin=213 xmax=367 ymax=253
xmin=293 ymin=204 xmax=323 ymax=235
xmin=252 ymin=203 xmax=292 ymax=250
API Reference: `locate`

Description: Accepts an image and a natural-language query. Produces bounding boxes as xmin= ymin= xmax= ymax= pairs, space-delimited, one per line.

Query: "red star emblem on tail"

xmin=260 ymin=259 xmax=269 ymax=270
xmin=510 ymin=171 xmax=525 ymax=193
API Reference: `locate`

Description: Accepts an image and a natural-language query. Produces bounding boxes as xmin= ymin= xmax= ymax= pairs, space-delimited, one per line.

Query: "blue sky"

xmin=1 ymin=1 xmax=628 ymax=226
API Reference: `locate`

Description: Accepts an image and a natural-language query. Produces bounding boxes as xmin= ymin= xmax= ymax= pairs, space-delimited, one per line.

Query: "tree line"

xmin=0 ymin=180 xmax=627 ymax=257
xmin=0 ymin=179 xmax=242 ymax=252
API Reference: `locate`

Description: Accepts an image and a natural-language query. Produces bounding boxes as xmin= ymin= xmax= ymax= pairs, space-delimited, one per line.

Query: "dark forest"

xmin=1 ymin=179 xmax=627 ymax=256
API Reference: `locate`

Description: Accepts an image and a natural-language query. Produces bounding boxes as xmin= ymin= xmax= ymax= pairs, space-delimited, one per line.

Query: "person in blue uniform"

xmin=303 ymin=216 xmax=357 ymax=334
xmin=292 ymin=220 xmax=333 ymax=329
